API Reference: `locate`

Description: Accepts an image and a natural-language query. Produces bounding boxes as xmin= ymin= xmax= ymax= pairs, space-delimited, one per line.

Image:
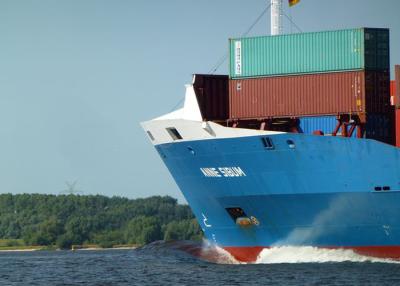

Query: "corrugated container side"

xmin=364 ymin=28 xmax=390 ymax=70
xmin=193 ymin=74 xmax=229 ymax=121
xmin=229 ymin=28 xmax=389 ymax=78
xmin=299 ymin=116 xmax=337 ymax=135
xmin=365 ymin=113 xmax=394 ymax=144
xmin=298 ymin=114 xmax=392 ymax=143
xmin=365 ymin=71 xmax=390 ymax=112
xmin=391 ymin=81 xmax=396 ymax=96
xmin=229 ymin=71 xmax=390 ymax=119
xmin=396 ymin=109 xmax=400 ymax=147
xmin=299 ymin=116 xmax=358 ymax=138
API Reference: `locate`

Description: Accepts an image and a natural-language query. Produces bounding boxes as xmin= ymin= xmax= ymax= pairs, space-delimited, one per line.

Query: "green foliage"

xmin=0 ymin=194 xmax=203 ymax=248
xmin=56 ymin=233 xmax=75 ymax=249
xmin=94 ymin=230 xmax=124 ymax=248
xmin=0 ymin=239 xmax=23 ymax=247
xmin=164 ymin=219 xmax=203 ymax=241
xmin=124 ymin=216 xmax=162 ymax=245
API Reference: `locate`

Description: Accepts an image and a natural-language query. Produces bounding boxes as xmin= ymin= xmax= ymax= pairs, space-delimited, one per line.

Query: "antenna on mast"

xmin=271 ymin=0 xmax=283 ymax=35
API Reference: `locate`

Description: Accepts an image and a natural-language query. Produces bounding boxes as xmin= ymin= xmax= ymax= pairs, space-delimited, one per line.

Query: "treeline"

xmin=0 ymin=194 xmax=202 ymax=248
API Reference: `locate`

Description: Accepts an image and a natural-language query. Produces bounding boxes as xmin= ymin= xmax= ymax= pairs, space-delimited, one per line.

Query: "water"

xmin=0 ymin=241 xmax=400 ymax=286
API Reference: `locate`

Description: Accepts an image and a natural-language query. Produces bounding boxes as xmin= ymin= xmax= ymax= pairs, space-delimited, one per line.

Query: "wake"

xmin=256 ymin=246 xmax=400 ymax=264
xmin=137 ymin=241 xmax=400 ymax=264
xmin=136 ymin=240 xmax=239 ymax=264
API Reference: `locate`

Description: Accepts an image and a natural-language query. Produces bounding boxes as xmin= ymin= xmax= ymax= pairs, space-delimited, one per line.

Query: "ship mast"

xmin=271 ymin=0 xmax=283 ymax=35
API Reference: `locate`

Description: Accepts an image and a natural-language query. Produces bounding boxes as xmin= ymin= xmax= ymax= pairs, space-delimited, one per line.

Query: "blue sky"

xmin=1 ymin=0 xmax=399 ymax=203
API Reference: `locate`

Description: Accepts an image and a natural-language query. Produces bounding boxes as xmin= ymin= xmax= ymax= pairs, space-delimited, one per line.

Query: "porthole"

xmin=287 ymin=139 xmax=296 ymax=149
xmin=187 ymin=146 xmax=195 ymax=155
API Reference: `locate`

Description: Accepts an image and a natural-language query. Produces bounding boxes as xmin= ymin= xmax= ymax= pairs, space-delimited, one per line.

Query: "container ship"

xmin=141 ymin=0 xmax=400 ymax=262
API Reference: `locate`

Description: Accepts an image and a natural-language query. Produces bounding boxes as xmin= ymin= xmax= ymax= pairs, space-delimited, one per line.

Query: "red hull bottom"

xmin=223 ymin=246 xmax=400 ymax=263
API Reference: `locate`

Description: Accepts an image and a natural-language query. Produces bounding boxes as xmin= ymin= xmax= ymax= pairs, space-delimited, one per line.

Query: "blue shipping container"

xmin=299 ymin=116 xmax=337 ymax=135
xmin=299 ymin=114 xmax=392 ymax=143
xmin=299 ymin=116 xmax=358 ymax=138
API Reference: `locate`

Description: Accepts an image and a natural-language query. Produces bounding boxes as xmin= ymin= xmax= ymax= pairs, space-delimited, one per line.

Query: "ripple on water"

xmin=0 ymin=242 xmax=399 ymax=286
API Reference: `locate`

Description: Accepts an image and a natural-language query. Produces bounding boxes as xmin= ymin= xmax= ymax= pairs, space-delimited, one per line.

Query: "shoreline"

xmin=75 ymin=246 xmax=137 ymax=251
xmin=0 ymin=248 xmax=40 ymax=252
xmin=0 ymin=245 xmax=138 ymax=252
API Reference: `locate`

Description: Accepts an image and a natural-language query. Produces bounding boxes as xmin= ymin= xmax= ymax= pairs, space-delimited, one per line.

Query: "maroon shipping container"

xmin=193 ymin=74 xmax=229 ymax=121
xmin=229 ymin=71 xmax=390 ymax=120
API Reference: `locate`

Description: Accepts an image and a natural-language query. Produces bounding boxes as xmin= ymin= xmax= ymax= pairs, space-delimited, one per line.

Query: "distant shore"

xmin=0 ymin=248 xmax=40 ymax=252
xmin=0 ymin=244 xmax=138 ymax=252
xmin=0 ymin=194 xmax=202 ymax=252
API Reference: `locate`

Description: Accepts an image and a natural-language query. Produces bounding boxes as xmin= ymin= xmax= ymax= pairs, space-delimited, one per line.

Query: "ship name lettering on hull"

xmin=200 ymin=167 xmax=246 ymax=178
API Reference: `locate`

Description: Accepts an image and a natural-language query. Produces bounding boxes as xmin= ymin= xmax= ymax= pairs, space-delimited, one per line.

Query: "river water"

xmin=0 ymin=241 xmax=400 ymax=285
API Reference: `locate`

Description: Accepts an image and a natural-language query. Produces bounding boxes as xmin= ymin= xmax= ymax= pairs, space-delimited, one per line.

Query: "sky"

xmin=1 ymin=0 xmax=400 ymax=203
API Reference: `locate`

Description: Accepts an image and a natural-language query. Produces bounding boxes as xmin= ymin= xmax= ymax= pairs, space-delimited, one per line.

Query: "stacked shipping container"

xmin=299 ymin=116 xmax=337 ymax=135
xmin=192 ymin=74 xmax=229 ymax=122
xmin=228 ymin=28 xmax=392 ymax=144
xmin=229 ymin=28 xmax=389 ymax=78
xmin=299 ymin=114 xmax=393 ymax=142
xmin=230 ymin=71 xmax=389 ymax=118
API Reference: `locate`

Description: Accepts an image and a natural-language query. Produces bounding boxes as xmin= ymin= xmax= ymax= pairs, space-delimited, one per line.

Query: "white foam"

xmin=200 ymin=240 xmax=241 ymax=264
xmin=256 ymin=246 xmax=400 ymax=264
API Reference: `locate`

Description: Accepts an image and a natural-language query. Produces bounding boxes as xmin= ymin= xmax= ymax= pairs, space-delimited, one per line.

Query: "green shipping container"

xmin=229 ymin=28 xmax=389 ymax=78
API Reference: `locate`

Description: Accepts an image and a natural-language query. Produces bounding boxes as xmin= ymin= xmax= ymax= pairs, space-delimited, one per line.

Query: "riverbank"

xmin=0 ymin=246 xmax=44 ymax=252
xmin=0 ymin=194 xmax=201 ymax=251
xmin=71 ymin=244 xmax=138 ymax=251
xmin=0 ymin=240 xmax=138 ymax=252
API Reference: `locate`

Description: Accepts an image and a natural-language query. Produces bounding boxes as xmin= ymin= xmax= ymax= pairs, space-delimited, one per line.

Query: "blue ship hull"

xmin=155 ymin=133 xmax=400 ymax=262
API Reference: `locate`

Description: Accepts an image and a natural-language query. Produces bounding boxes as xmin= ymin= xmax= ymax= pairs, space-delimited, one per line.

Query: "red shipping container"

xmin=229 ymin=71 xmax=390 ymax=120
xmin=396 ymin=109 xmax=400 ymax=147
xmin=396 ymin=66 xmax=400 ymax=108
xmin=391 ymin=81 xmax=396 ymax=96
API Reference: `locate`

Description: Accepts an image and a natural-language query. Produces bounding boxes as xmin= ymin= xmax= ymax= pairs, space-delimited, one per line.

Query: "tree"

xmin=124 ymin=216 xmax=162 ymax=244
xmin=164 ymin=219 xmax=202 ymax=241
xmin=0 ymin=194 xmax=202 ymax=247
xmin=94 ymin=230 xmax=124 ymax=248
